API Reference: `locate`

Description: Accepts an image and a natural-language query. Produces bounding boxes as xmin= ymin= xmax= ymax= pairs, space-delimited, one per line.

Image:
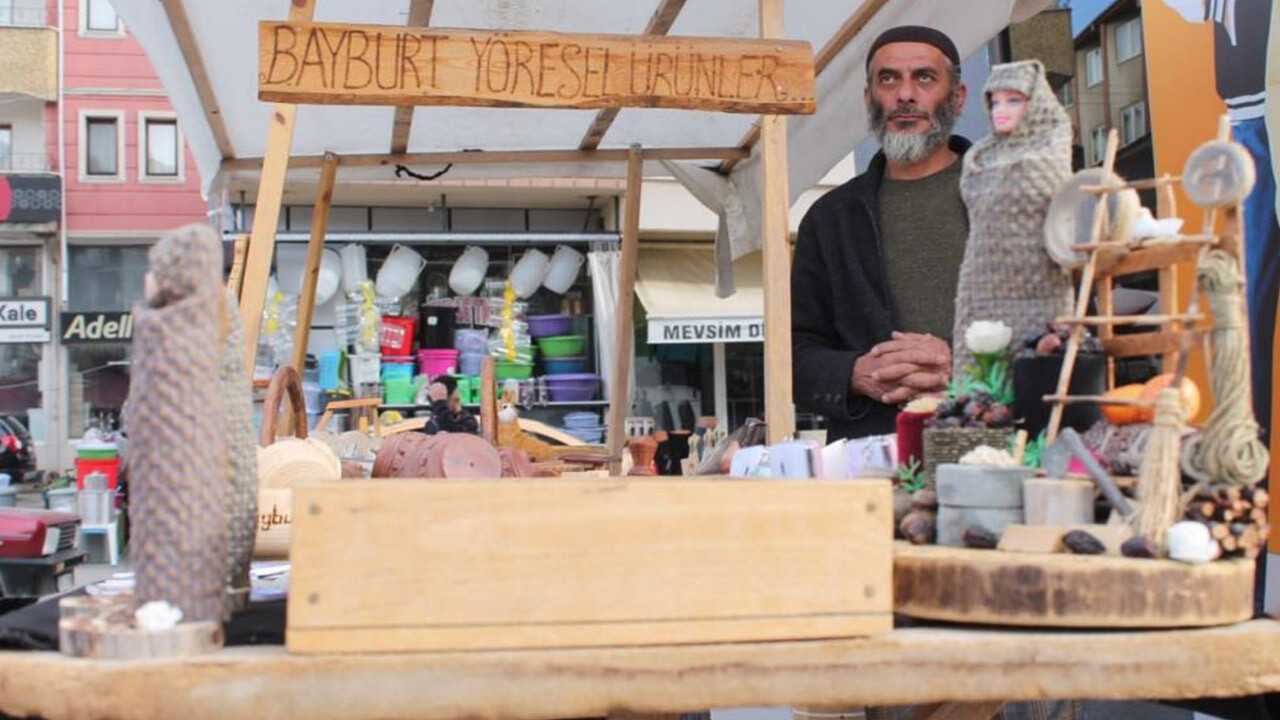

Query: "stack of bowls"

xmin=562 ymin=411 xmax=605 ymax=444
xmin=545 ymin=373 xmax=599 ymax=402
xmin=454 ymin=328 xmax=489 ymax=378
xmin=381 ymin=357 xmax=416 ymax=405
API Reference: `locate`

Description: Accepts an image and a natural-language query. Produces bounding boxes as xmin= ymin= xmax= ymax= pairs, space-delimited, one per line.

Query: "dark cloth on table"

xmin=0 ymin=590 xmax=285 ymax=651
xmin=791 ymin=136 xmax=971 ymax=441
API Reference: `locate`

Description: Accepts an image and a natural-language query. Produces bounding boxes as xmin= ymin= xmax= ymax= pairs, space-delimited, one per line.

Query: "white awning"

xmin=110 ymin=0 xmax=1048 ymax=200
xmin=636 ymin=248 xmax=762 ymax=344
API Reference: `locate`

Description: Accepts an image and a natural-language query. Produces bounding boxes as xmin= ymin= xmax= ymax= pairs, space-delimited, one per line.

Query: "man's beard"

xmin=869 ymin=92 xmax=959 ymax=165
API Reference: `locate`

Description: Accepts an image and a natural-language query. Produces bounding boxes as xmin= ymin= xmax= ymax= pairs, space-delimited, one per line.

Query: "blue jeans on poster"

xmin=1234 ymin=117 xmax=1279 ymax=446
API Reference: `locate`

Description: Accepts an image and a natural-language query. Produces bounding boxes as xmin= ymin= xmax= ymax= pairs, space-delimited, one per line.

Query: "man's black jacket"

xmin=791 ymin=136 xmax=971 ymax=441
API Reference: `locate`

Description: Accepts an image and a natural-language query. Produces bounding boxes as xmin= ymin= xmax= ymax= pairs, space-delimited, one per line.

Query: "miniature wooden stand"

xmin=58 ymin=596 xmax=224 ymax=660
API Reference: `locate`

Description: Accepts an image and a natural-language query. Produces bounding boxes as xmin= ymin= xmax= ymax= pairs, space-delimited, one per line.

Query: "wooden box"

xmin=286 ymin=478 xmax=892 ymax=654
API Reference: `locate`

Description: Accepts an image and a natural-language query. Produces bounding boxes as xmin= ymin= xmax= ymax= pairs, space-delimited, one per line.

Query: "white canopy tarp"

xmin=636 ymin=248 xmax=763 ymax=345
xmin=111 ymin=0 xmax=1047 ymax=208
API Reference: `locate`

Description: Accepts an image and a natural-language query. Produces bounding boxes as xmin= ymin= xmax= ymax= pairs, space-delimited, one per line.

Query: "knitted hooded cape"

xmin=952 ymin=60 xmax=1074 ymax=376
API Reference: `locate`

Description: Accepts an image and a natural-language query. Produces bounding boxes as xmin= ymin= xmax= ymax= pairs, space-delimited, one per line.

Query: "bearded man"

xmin=791 ymin=25 xmax=970 ymax=442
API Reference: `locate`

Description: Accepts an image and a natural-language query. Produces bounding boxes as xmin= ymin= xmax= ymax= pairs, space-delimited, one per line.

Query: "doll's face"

xmin=990 ymin=90 xmax=1028 ymax=135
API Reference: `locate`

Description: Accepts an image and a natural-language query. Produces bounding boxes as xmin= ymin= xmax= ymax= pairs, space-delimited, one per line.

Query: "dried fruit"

xmin=962 ymin=525 xmax=999 ymax=549
xmin=900 ymin=510 xmax=936 ymax=545
xmin=1121 ymin=536 xmax=1158 ymax=558
xmin=1063 ymin=530 xmax=1105 ymax=555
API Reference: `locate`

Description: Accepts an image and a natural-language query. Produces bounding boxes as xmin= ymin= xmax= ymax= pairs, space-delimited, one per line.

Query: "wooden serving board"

xmin=894 ymin=542 xmax=1254 ymax=628
xmin=287 ymin=478 xmax=893 ymax=653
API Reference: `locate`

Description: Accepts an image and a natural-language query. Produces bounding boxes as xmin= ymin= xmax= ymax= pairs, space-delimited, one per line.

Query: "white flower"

xmin=964 ymin=320 xmax=1013 ymax=355
xmin=134 ymin=601 xmax=183 ymax=631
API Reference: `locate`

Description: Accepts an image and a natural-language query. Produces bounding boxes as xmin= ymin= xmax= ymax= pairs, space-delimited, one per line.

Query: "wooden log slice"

xmin=373 ymin=432 xmax=436 ymax=478
xmin=436 ymin=433 xmax=503 ymax=479
xmin=498 ymin=447 xmax=535 ymax=478
xmin=894 ymin=542 xmax=1254 ymax=628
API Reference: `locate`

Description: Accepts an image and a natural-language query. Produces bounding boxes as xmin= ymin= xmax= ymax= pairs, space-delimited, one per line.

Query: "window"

xmin=1058 ymin=81 xmax=1073 ymax=108
xmin=85 ymin=116 xmax=119 ymax=177
xmin=141 ymin=116 xmax=179 ymax=178
xmin=1091 ymin=125 xmax=1108 ymax=165
xmin=1115 ymin=18 xmax=1143 ymax=63
xmin=1121 ymin=101 xmax=1147 ymax=145
xmin=1085 ymin=47 xmax=1103 ymax=87
xmin=0 ymin=125 xmax=11 ymax=171
xmin=83 ymin=0 xmax=120 ymax=33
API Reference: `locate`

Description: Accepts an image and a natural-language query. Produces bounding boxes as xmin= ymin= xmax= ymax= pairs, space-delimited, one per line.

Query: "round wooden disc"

xmin=1183 ymin=140 xmax=1256 ymax=208
xmin=1044 ymin=169 xmax=1139 ymax=269
xmin=373 ymin=432 xmax=436 ymax=478
xmin=436 ymin=433 xmax=504 ymax=479
xmin=893 ymin=542 xmax=1254 ymax=628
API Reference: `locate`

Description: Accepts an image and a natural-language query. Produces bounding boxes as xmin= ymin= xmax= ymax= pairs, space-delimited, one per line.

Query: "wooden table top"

xmin=3 ymin=620 xmax=1280 ymax=720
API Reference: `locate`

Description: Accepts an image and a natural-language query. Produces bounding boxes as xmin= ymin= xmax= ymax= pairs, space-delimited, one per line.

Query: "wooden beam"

xmin=221 ymin=146 xmax=748 ymax=173
xmin=389 ymin=0 xmax=435 ymax=154
xmin=1156 ymin=176 xmax=1181 ymax=372
xmin=760 ymin=0 xmax=794 ymax=444
xmin=259 ymin=24 xmax=816 ymax=114
xmin=578 ymin=0 xmax=688 ymax=150
xmin=908 ymin=703 xmax=1004 ymax=720
xmin=720 ymin=0 xmax=891 ymax=172
xmin=160 ymin=0 xmax=234 ymax=159
xmin=284 ymin=151 xmax=339 ymax=432
xmin=238 ymin=0 xmax=316 ymax=369
xmin=607 ymin=146 xmax=644 ymax=475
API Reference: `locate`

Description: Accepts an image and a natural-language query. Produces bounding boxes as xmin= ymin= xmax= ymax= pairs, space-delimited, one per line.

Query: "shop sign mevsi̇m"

xmin=647 ymin=316 xmax=763 ymax=344
xmin=60 ymin=312 xmax=133 ymax=344
xmin=0 ymin=297 xmax=52 ymax=343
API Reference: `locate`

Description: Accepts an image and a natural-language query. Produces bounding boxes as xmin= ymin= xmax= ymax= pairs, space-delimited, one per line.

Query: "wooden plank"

xmin=287 ymin=151 xmax=339 ymax=434
xmin=607 ymin=147 xmax=644 ymax=475
xmin=894 ymin=542 xmax=1254 ymax=628
xmin=221 ymin=145 xmax=748 ymax=172
xmin=1102 ymin=330 xmax=1198 ymax=358
xmin=760 ymin=0 xmax=794 ymax=444
xmin=480 ymin=355 xmax=498 ymax=444
xmin=1098 ymin=273 xmax=1115 ymax=388
xmin=238 ymin=0 xmax=317 ymax=369
xmin=388 ymin=0 xmax=435 ymax=154
xmin=720 ymin=0 xmax=891 ymax=172
xmin=909 ymin=703 xmax=1004 ymax=720
xmin=286 ymin=479 xmax=893 ymax=653
xmin=1055 ymin=313 xmax=1202 ymax=327
xmin=225 ymin=234 xmax=249 ymax=296
xmin=258 ymin=22 xmax=816 ymax=114
xmin=160 ymin=0 xmax=234 ymax=158
xmin=11 ymin=622 xmax=1280 ymax=720
xmin=579 ymin=0 xmax=688 ymax=150
xmin=1156 ymin=176 xmax=1182 ymax=373
xmin=1097 ymin=242 xmax=1205 ymax=278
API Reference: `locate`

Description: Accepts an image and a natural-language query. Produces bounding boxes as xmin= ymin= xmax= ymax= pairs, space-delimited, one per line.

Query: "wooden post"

xmin=1156 ymin=175 xmax=1181 ymax=373
xmin=284 ymin=151 xmax=339 ymax=432
xmin=760 ymin=0 xmax=795 ymax=444
xmin=606 ymin=146 xmax=644 ymax=475
xmin=238 ymin=0 xmax=316 ymax=369
xmin=480 ymin=355 xmax=498 ymax=445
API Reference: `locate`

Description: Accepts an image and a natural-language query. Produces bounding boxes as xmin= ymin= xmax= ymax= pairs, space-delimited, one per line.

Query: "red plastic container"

xmin=895 ymin=411 xmax=933 ymax=469
xmin=380 ymin=316 xmax=417 ymax=356
xmin=75 ymin=457 xmax=120 ymax=490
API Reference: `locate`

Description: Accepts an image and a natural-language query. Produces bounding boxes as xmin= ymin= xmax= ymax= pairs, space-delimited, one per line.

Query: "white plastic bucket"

xmin=543 ymin=245 xmax=585 ymax=294
xmin=375 ymin=244 xmax=426 ymax=299
xmin=508 ymin=249 xmax=550 ymax=299
xmin=448 ymin=246 xmax=489 ymax=296
xmin=340 ymin=244 xmax=368 ymax=293
xmin=315 ymin=249 xmax=342 ymax=305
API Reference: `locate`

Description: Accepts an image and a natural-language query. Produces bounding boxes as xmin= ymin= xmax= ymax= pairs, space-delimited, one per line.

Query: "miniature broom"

xmin=1131 ymin=387 xmax=1185 ymax=553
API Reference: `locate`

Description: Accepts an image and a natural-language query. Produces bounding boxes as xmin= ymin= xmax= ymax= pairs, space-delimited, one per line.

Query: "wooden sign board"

xmin=286 ymin=478 xmax=891 ymax=653
xmin=259 ymin=22 xmax=816 ymax=114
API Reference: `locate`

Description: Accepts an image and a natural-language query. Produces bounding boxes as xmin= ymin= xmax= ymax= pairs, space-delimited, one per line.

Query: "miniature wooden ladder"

xmin=1043 ymin=127 xmax=1222 ymax=443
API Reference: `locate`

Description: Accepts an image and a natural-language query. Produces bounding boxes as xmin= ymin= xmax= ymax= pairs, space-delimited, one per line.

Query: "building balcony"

xmin=0 ymin=2 xmax=54 ymax=28
xmin=0 ymin=153 xmax=57 ymax=175
xmin=0 ymin=22 xmax=58 ymax=102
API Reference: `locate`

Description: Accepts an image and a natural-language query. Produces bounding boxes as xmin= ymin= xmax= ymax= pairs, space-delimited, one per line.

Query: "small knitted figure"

xmin=952 ymin=60 xmax=1074 ymax=376
xmin=127 ymin=224 xmax=229 ymax=623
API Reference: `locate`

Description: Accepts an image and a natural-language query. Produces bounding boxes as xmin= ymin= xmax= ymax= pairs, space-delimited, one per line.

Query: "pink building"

xmin=0 ymin=0 xmax=206 ymax=471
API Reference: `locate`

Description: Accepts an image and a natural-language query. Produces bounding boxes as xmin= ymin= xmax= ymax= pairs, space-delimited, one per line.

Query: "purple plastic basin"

xmin=528 ymin=314 xmax=573 ymax=338
xmin=545 ymin=373 xmax=599 ymax=402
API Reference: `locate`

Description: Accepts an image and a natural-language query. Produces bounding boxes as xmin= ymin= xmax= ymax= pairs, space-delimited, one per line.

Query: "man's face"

xmin=865 ymin=42 xmax=966 ymax=164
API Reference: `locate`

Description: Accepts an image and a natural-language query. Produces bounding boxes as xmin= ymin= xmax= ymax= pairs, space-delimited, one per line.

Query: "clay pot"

xmin=627 ymin=435 xmax=658 ymax=476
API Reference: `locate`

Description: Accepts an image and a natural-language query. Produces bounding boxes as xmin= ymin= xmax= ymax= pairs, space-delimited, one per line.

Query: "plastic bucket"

xmin=375 ymin=244 xmax=426 ymax=299
xmin=417 ymin=349 xmax=459 ymax=378
xmin=448 ymin=246 xmax=488 ymax=296
xmin=508 ymin=249 xmax=550 ymax=299
xmin=458 ymin=351 xmax=485 ymax=377
xmin=543 ymin=245 xmax=585 ymax=294
xmin=340 ymin=244 xmax=368 ymax=293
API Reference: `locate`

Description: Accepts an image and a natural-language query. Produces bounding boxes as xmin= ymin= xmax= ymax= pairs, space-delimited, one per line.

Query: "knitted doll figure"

xmin=952 ymin=60 xmax=1073 ymax=377
xmin=128 ymin=224 xmax=230 ymax=624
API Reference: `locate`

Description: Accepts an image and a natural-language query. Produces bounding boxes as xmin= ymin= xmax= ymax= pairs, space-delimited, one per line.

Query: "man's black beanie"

xmin=865 ymin=26 xmax=961 ymax=72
